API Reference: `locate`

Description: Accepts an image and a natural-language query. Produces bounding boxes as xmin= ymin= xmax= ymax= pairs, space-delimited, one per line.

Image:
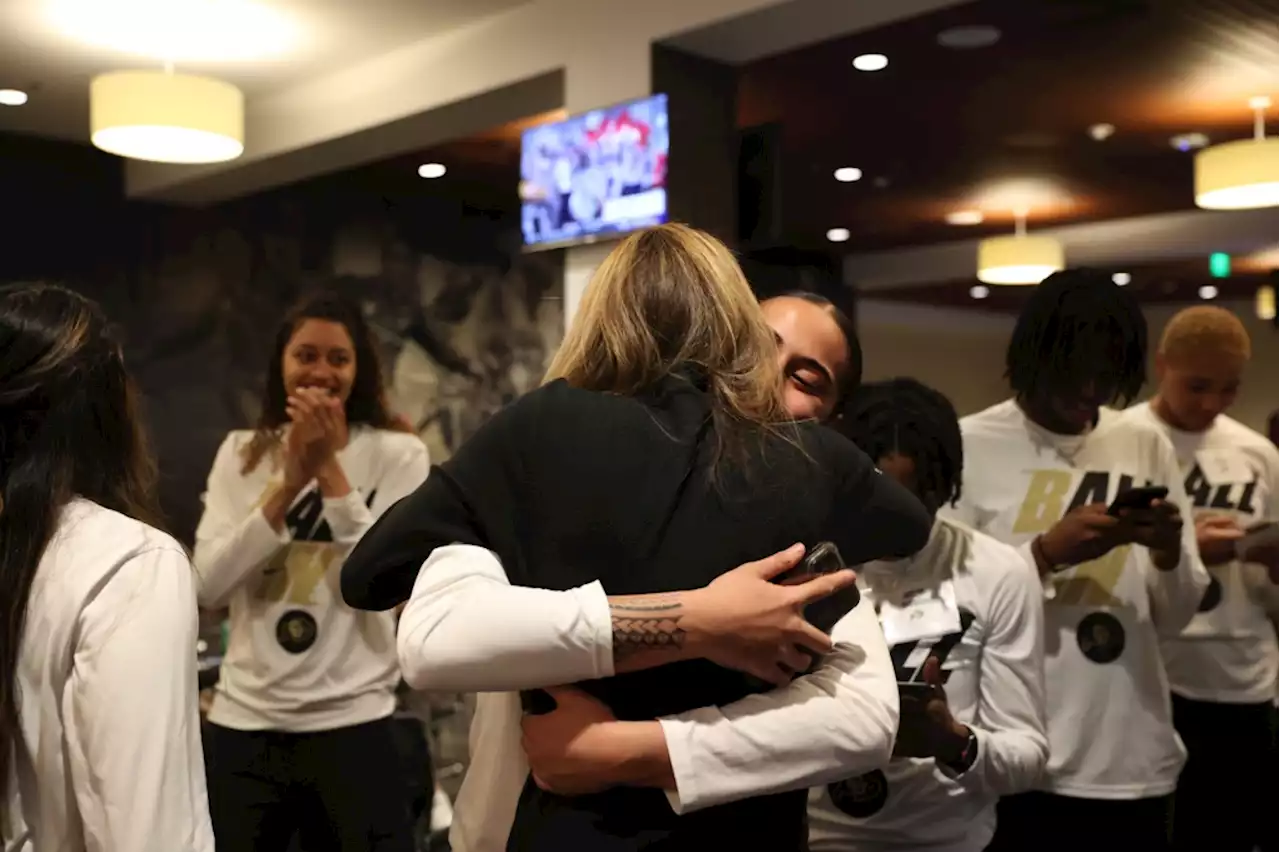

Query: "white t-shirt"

xmin=940 ymin=399 xmax=1208 ymax=800
xmin=193 ymin=426 xmax=429 ymax=733
xmin=5 ymin=499 xmax=213 ymax=852
xmin=808 ymin=517 xmax=1048 ymax=852
xmin=1121 ymin=404 xmax=1279 ymax=704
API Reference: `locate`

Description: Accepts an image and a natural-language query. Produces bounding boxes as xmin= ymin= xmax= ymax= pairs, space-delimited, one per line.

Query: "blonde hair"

xmin=545 ymin=223 xmax=793 ymax=467
xmin=1159 ymin=305 xmax=1252 ymax=364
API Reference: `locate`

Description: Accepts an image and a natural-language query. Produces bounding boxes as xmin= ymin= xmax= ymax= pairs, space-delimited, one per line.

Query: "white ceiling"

xmin=0 ymin=0 xmax=528 ymax=140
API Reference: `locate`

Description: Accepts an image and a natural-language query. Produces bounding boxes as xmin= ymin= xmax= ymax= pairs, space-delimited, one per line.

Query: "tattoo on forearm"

xmin=609 ymin=595 xmax=687 ymax=659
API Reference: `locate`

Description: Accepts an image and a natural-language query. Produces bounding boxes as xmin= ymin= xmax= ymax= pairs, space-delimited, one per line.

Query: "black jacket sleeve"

xmin=339 ymin=392 xmax=535 ymax=611
xmin=823 ymin=434 xmax=932 ymax=566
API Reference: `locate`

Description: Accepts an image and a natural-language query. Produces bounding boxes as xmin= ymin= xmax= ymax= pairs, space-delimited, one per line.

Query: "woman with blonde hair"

xmin=342 ymin=223 xmax=930 ymax=850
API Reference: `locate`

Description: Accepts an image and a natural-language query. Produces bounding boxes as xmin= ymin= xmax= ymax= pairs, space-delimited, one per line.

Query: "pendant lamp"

xmin=976 ymin=210 xmax=1064 ymax=285
xmin=1195 ymin=97 xmax=1279 ymax=210
xmin=90 ymin=68 xmax=244 ymax=164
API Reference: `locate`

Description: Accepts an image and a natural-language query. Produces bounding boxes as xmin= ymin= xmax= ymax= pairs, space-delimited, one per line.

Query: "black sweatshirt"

xmin=341 ymin=371 xmax=930 ymax=851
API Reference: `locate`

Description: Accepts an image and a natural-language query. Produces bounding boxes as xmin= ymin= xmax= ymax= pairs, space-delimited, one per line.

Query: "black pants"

xmin=985 ymin=791 xmax=1171 ymax=852
xmin=204 ymin=718 xmax=416 ymax=852
xmin=1170 ymin=692 xmax=1277 ymax=852
xmin=1259 ymin=706 xmax=1280 ymax=852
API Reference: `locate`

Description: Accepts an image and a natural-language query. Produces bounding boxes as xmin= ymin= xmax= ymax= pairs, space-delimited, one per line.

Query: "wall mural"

xmin=12 ymin=197 xmax=564 ymax=544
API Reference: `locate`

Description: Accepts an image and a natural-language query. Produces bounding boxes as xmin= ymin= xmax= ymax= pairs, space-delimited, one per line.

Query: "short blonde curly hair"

xmin=1158 ymin=305 xmax=1251 ymax=364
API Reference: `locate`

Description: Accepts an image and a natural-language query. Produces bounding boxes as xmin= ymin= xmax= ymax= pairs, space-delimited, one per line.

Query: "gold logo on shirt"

xmin=1013 ymin=469 xmax=1132 ymax=607
xmin=255 ymin=542 xmax=338 ymax=606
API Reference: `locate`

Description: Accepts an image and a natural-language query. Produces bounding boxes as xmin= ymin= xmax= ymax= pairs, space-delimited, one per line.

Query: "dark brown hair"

xmin=0 ymin=284 xmax=165 ymax=825
xmin=241 ymin=291 xmax=403 ymax=474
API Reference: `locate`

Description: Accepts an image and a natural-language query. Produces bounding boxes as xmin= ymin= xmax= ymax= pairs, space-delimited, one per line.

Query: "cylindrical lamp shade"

xmin=1256 ymin=284 xmax=1277 ymax=321
xmin=976 ymin=234 xmax=1064 ymax=285
xmin=1194 ymin=137 xmax=1280 ymax=210
xmin=91 ymin=71 xmax=244 ymax=164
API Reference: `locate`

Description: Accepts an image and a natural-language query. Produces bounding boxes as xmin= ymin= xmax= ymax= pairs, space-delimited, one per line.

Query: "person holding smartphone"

xmin=940 ymin=269 xmax=1208 ymax=851
xmin=341 ymin=225 xmax=930 ymax=851
xmin=1117 ymin=306 xmax=1278 ymax=852
xmin=807 ymin=378 xmax=1047 ymax=852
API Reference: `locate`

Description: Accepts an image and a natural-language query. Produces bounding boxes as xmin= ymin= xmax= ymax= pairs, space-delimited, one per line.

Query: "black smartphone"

xmin=783 ymin=541 xmax=861 ymax=635
xmin=776 ymin=541 xmax=847 ymax=586
xmin=1107 ymin=486 xmax=1169 ymax=517
xmin=897 ymin=682 xmax=936 ymax=703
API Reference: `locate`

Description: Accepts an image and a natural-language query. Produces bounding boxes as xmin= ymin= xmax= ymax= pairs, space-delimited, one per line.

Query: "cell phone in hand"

xmin=776 ymin=541 xmax=847 ymax=586
xmin=1107 ymin=486 xmax=1169 ymax=517
xmin=781 ymin=541 xmax=861 ymax=635
xmin=897 ymin=681 xmax=936 ymax=703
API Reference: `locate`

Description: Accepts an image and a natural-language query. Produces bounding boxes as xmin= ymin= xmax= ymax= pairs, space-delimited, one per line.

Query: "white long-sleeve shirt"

xmin=807 ymin=517 xmax=1048 ymax=852
xmin=940 ymin=400 xmax=1209 ymax=799
xmin=1120 ymin=403 xmax=1279 ymax=704
xmin=193 ymin=426 xmax=428 ymax=732
xmin=397 ymin=544 xmax=899 ymax=852
xmin=5 ymin=499 xmax=213 ymax=852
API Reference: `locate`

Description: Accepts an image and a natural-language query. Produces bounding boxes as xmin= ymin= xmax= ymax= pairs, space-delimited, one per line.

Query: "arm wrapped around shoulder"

xmin=822 ymin=433 xmax=933 ymax=566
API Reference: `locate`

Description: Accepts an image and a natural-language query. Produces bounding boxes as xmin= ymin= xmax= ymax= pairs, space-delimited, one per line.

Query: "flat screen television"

xmin=519 ymin=93 xmax=669 ymax=251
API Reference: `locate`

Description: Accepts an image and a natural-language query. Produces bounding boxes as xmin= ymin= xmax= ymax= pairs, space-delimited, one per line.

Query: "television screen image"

xmin=520 ymin=93 xmax=669 ymax=250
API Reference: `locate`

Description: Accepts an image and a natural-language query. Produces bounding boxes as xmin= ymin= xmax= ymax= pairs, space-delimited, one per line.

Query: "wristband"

xmin=1033 ymin=536 xmax=1072 ymax=574
xmin=940 ymin=728 xmax=979 ymax=775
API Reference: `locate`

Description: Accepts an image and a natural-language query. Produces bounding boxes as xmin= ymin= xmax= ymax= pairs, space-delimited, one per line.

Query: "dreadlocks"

xmin=1005 ymin=268 xmax=1147 ymax=407
xmin=839 ymin=377 xmax=963 ymax=509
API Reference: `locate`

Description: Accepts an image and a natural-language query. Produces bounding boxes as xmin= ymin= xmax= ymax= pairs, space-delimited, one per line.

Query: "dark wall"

xmin=0 ymin=134 xmax=564 ymax=543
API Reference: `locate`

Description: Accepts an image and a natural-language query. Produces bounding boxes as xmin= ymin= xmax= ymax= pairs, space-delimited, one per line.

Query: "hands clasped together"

xmin=282 ymin=387 xmax=349 ymax=491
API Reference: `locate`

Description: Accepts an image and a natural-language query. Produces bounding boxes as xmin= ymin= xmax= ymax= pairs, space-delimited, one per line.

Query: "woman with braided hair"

xmin=0 ymin=284 xmax=212 ymax=851
xmin=808 ymin=378 xmax=1047 ymax=852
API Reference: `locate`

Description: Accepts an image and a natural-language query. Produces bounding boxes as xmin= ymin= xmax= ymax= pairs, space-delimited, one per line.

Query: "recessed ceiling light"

xmin=1112 ymin=272 xmax=1131 ymax=286
xmin=937 ymin=25 xmax=1001 ymax=49
xmin=834 ymin=167 xmax=862 ymax=182
xmin=0 ymin=89 xmax=28 ymax=106
xmin=970 ymin=284 xmax=991 ymax=299
xmin=946 ymin=210 xmax=984 ymax=226
xmin=826 ymin=228 xmax=851 ymax=243
xmin=852 ymin=54 xmax=888 ymax=72
xmin=1171 ymin=133 xmax=1210 ymax=152
xmin=1089 ymin=123 xmax=1115 ymax=141
xmin=1198 ymin=284 xmax=1219 ymax=300
xmin=417 ymin=163 xmax=446 ymax=179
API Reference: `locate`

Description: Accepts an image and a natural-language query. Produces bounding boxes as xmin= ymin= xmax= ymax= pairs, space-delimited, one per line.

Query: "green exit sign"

xmin=1209 ymin=253 xmax=1231 ymax=278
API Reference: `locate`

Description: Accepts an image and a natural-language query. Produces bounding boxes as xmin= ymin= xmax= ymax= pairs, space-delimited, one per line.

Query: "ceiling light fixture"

xmin=826 ymin=228 xmax=851 ymax=243
xmin=1111 ymin=272 xmax=1131 ymax=286
xmin=946 ymin=210 xmax=984 ymax=226
xmin=1195 ymin=97 xmax=1279 ymax=210
xmin=834 ymin=167 xmax=862 ymax=182
xmin=969 ymin=284 xmax=990 ymax=300
xmin=90 ymin=70 xmax=244 ymax=164
xmin=0 ymin=89 xmax=28 ymax=106
xmin=417 ymin=163 xmax=447 ymax=179
xmin=936 ymin=25 xmax=1001 ymax=49
xmin=1198 ymin=284 xmax=1219 ymax=300
xmin=1256 ymin=285 xmax=1277 ymax=321
xmin=976 ymin=209 xmax=1064 ymax=285
xmin=852 ymin=54 xmax=888 ymax=72
xmin=1089 ymin=123 xmax=1115 ymax=141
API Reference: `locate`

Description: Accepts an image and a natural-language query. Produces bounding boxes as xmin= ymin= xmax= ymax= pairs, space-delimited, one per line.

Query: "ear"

xmin=1154 ymin=352 xmax=1168 ymax=382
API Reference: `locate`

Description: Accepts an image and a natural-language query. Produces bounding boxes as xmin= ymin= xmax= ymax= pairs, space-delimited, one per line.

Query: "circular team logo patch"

xmin=1076 ymin=612 xmax=1125 ymax=664
xmin=828 ymin=770 xmax=889 ymax=818
xmin=276 ymin=610 xmax=318 ymax=654
xmin=1198 ymin=576 xmax=1222 ymax=613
